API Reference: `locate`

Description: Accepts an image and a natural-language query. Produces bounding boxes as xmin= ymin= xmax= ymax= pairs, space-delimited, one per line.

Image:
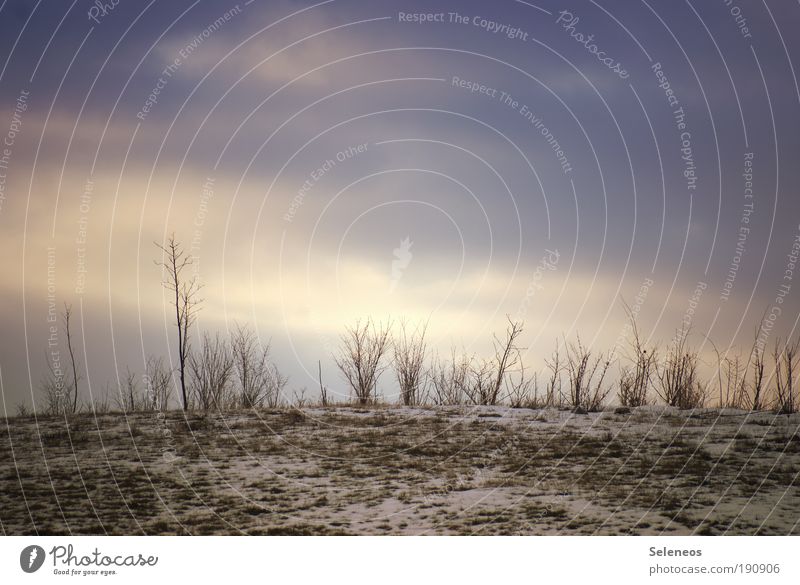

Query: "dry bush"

xmin=485 ymin=318 xmax=525 ymax=406
xmin=773 ymin=338 xmax=799 ymax=414
xmin=231 ymin=324 xmax=275 ymax=408
xmin=505 ymin=351 xmax=540 ymax=408
xmin=89 ymin=388 xmax=112 ymax=415
xmin=617 ymin=307 xmax=656 ymax=407
xmin=429 ymin=349 xmax=470 ymax=405
xmin=428 ymin=318 xmax=526 ymax=407
xmin=114 ymin=368 xmax=141 ymax=412
xmin=39 ymin=358 xmax=72 ymax=416
xmin=565 ymin=336 xmax=612 ymax=411
xmin=393 ymin=320 xmax=428 ymax=406
xmin=463 ymin=357 xmax=496 ymax=405
xmin=263 ymin=363 xmax=288 ymax=408
xmin=189 ymin=332 xmax=235 ymax=410
xmin=145 ymin=356 xmax=172 ymax=411
xmin=335 ymin=318 xmax=392 ymax=405
xmin=656 ymin=330 xmax=706 ymax=409
xmin=750 ymin=340 xmax=766 ymax=410
xmin=721 ymin=354 xmax=749 ymax=409
xmin=544 ymin=341 xmax=563 ymax=407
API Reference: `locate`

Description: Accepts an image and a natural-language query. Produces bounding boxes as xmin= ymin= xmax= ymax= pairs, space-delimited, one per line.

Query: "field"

xmin=1 ymin=405 xmax=798 ymax=535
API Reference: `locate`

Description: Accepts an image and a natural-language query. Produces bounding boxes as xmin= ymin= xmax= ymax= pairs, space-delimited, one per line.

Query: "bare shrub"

xmin=463 ymin=357 xmax=496 ymax=406
xmin=89 ymin=387 xmax=112 ymax=415
xmin=189 ymin=332 xmax=234 ymax=410
xmin=750 ymin=338 xmax=766 ymax=411
xmin=656 ymin=330 xmax=706 ymax=409
xmin=393 ymin=320 xmax=428 ymax=406
xmin=544 ymin=341 xmax=563 ymax=407
xmin=722 ymin=354 xmax=749 ymax=409
xmin=318 ymin=361 xmax=329 ymax=407
xmin=773 ymin=338 xmax=799 ymax=414
xmin=617 ymin=306 xmax=656 ymax=407
xmin=429 ymin=348 xmax=469 ymax=405
xmin=115 ymin=367 xmax=141 ymax=412
xmin=231 ymin=324 xmax=274 ymax=408
xmin=335 ymin=318 xmax=392 ymax=405
xmin=144 ymin=356 xmax=172 ymax=411
xmin=15 ymin=403 xmax=29 ymax=418
xmin=40 ymin=358 xmax=71 ymax=416
xmin=460 ymin=318 xmax=526 ymax=406
xmin=565 ymin=336 xmax=612 ymax=411
xmin=505 ymin=351 xmax=540 ymax=408
xmin=264 ymin=362 xmax=288 ymax=408
xmin=292 ymin=387 xmax=307 ymax=409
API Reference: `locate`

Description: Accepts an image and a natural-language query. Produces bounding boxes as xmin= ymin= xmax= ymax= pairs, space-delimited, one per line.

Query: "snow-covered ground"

xmin=1 ymin=405 xmax=798 ymax=535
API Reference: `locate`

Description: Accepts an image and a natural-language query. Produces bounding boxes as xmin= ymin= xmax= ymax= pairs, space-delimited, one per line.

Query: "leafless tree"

xmin=63 ymin=304 xmax=81 ymax=413
xmin=656 ymin=329 xmax=706 ymax=409
xmin=335 ymin=318 xmax=392 ymax=405
xmin=617 ymin=304 xmax=656 ymax=407
xmin=565 ymin=336 xmax=612 ymax=411
xmin=189 ymin=332 xmax=235 ymax=410
xmin=393 ymin=320 xmax=428 ymax=406
xmin=773 ymin=337 xmax=799 ymax=414
xmin=155 ymin=234 xmax=202 ymax=410
xmin=145 ymin=356 xmax=172 ymax=411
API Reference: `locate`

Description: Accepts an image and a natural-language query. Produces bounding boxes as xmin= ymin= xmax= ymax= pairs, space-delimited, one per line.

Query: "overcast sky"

xmin=1 ymin=0 xmax=799 ymax=409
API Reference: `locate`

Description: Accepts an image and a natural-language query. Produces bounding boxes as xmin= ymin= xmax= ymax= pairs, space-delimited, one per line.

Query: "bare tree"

xmin=393 ymin=320 xmax=428 ymax=406
xmin=145 ymin=356 xmax=172 ymax=411
xmin=335 ymin=318 xmax=392 ymax=405
xmin=63 ymin=304 xmax=81 ymax=413
xmin=565 ymin=336 xmax=612 ymax=411
xmin=656 ymin=329 xmax=706 ymax=409
xmin=155 ymin=234 xmax=202 ymax=410
xmin=773 ymin=338 xmax=799 ymax=414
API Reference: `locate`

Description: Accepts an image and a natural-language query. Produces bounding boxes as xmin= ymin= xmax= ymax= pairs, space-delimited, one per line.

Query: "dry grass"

xmin=0 ymin=406 xmax=798 ymax=535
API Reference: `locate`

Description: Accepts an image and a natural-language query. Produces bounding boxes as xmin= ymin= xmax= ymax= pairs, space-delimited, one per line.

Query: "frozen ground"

xmin=1 ymin=405 xmax=798 ymax=535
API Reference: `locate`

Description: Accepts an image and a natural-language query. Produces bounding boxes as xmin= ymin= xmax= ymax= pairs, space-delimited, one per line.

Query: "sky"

xmin=1 ymin=0 xmax=799 ymax=409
